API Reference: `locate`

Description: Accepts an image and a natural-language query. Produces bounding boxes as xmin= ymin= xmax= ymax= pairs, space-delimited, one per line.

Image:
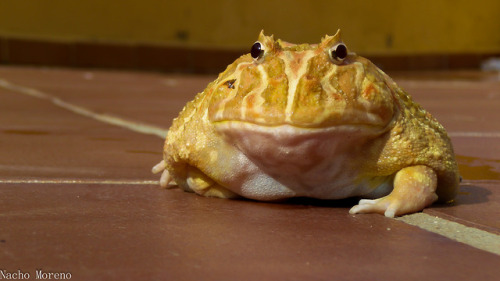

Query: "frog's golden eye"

xmin=251 ymin=42 xmax=265 ymax=60
xmin=330 ymin=43 xmax=348 ymax=63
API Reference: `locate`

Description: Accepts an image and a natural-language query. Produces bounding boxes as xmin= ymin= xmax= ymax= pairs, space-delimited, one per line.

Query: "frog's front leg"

xmin=153 ymin=160 xmax=240 ymax=198
xmin=183 ymin=166 xmax=241 ymax=199
xmin=349 ymin=165 xmax=438 ymax=218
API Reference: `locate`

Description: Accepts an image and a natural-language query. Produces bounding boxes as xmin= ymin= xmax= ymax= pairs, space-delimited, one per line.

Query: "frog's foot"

xmin=152 ymin=160 xmax=176 ymax=188
xmin=186 ymin=166 xmax=240 ymax=199
xmin=349 ymin=165 xmax=438 ymax=218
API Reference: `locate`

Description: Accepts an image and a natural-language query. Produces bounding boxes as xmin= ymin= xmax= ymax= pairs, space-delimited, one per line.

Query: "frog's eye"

xmin=329 ymin=43 xmax=348 ymax=63
xmin=251 ymin=42 xmax=265 ymax=60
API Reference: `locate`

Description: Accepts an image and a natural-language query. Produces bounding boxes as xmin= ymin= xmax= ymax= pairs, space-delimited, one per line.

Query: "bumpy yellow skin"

xmin=152 ymin=30 xmax=459 ymax=217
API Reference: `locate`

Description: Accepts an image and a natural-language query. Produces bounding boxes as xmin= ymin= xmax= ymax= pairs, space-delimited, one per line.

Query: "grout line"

xmin=462 ymin=180 xmax=500 ymax=185
xmin=449 ymin=131 xmax=500 ymax=138
xmin=0 ymin=78 xmax=168 ymax=139
xmin=397 ymin=213 xmax=500 ymax=256
xmin=0 ymin=179 xmax=159 ymax=185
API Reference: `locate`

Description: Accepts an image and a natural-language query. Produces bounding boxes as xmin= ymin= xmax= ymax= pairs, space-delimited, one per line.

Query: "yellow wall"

xmin=0 ymin=0 xmax=499 ymax=55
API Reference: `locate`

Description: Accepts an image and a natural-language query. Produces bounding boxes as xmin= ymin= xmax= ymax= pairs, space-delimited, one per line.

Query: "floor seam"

xmin=448 ymin=132 xmax=500 ymax=138
xmin=397 ymin=213 xmax=500 ymax=256
xmin=0 ymin=179 xmax=159 ymax=185
xmin=0 ymin=78 xmax=168 ymax=138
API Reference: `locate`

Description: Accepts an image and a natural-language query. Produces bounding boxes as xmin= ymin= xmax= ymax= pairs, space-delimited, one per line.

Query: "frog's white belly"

xmin=215 ymin=122 xmax=393 ymax=200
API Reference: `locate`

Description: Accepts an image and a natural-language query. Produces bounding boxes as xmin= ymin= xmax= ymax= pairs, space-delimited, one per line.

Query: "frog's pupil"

xmin=251 ymin=42 xmax=263 ymax=59
xmin=332 ymin=44 xmax=347 ymax=60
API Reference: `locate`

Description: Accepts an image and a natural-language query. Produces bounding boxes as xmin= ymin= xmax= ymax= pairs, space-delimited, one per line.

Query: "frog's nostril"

xmin=224 ymin=79 xmax=237 ymax=89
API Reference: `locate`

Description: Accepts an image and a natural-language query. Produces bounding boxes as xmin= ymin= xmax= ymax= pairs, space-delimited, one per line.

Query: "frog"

xmin=152 ymin=30 xmax=460 ymax=218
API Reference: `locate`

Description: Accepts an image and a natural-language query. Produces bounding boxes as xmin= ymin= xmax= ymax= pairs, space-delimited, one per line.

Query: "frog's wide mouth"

xmin=211 ymin=106 xmax=395 ymax=130
xmin=214 ymin=120 xmax=391 ymax=140
xmin=212 ymin=106 xmax=396 ymax=133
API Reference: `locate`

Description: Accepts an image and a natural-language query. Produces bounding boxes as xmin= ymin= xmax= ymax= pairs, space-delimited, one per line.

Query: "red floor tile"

xmin=0 ymin=66 xmax=210 ymax=127
xmin=1 ymin=184 xmax=499 ymax=280
xmin=0 ymin=66 xmax=499 ymax=280
xmin=426 ymin=181 xmax=500 ymax=234
xmin=395 ymin=74 xmax=500 ymax=133
xmin=0 ymin=86 xmax=163 ymax=181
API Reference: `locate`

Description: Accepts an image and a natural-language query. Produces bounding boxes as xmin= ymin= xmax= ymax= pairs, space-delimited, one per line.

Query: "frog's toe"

xmin=152 ymin=160 xmax=176 ymax=188
xmin=160 ymin=169 xmax=176 ymax=188
xmin=349 ymin=198 xmax=397 ymax=218
xmin=152 ymin=160 xmax=167 ymax=174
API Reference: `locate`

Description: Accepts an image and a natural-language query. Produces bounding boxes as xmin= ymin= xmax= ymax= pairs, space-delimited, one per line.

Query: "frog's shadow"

xmin=431 ymin=183 xmax=491 ymax=208
xmin=269 ymin=183 xmax=491 ymax=209
xmin=269 ymin=197 xmax=360 ymax=208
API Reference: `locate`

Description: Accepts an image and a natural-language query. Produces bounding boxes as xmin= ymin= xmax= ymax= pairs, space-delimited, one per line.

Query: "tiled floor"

xmin=1 ymin=66 xmax=499 ymax=280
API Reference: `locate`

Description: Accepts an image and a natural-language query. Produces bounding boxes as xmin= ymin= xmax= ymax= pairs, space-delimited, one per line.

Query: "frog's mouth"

xmin=212 ymin=105 xmax=396 ymax=134
xmin=214 ymin=120 xmax=389 ymax=136
xmin=210 ymin=103 xmax=396 ymax=128
xmin=214 ymin=120 xmax=391 ymax=166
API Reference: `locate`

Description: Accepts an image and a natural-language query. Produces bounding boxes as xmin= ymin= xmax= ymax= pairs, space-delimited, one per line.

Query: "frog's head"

xmin=208 ymin=30 xmax=396 ymax=134
xmin=205 ymin=31 xmax=400 ymax=178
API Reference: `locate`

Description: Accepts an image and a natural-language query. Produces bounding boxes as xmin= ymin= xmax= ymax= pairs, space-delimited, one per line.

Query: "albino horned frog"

xmin=153 ymin=30 xmax=460 ymax=218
